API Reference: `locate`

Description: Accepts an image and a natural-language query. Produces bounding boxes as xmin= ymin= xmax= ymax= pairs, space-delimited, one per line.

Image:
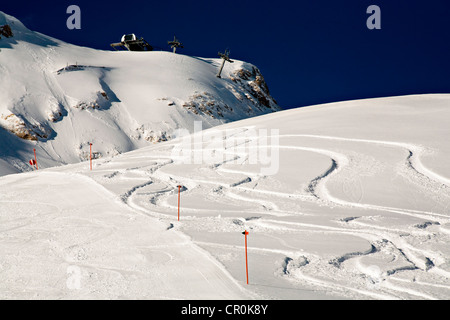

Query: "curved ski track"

xmin=93 ymin=132 xmax=450 ymax=299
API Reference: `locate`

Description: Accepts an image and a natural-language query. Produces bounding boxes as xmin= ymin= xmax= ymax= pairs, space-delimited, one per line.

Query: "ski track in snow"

xmin=1 ymin=123 xmax=448 ymax=298
xmin=82 ymin=131 xmax=450 ymax=300
xmin=0 ymin=170 xmax=254 ymax=299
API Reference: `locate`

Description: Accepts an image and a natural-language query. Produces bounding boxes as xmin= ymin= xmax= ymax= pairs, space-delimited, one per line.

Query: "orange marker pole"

xmin=177 ymin=185 xmax=181 ymax=221
xmin=89 ymin=143 xmax=92 ymax=171
xmin=243 ymin=230 xmax=249 ymax=284
xmin=33 ymin=148 xmax=38 ymax=170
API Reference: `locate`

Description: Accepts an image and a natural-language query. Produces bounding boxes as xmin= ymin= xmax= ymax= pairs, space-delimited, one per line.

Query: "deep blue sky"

xmin=2 ymin=0 xmax=450 ymax=109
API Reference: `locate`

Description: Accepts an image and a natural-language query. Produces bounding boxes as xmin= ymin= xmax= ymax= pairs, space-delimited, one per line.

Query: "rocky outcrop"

xmin=230 ymin=66 xmax=278 ymax=111
xmin=0 ymin=113 xmax=50 ymax=141
xmin=0 ymin=24 xmax=13 ymax=39
xmin=136 ymin=125 xmax=170 ymax=143
xmin=182 ymin=92 xmax=233 ymax=119
xmin=181 ymin=65 xmax=279 ymax=119
xmin=72 ymin=91 xmax=109 ymax=110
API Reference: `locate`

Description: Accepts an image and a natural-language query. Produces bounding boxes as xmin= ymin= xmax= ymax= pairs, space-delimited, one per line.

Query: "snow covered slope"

xmin=1 ymin=94 xmax=449 ymax=299
xmin=0 ymin=11 xmax=279 ymax=175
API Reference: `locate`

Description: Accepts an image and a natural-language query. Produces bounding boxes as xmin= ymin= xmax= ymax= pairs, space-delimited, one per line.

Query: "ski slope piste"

xmin=1 ymin=11 xmax=450 ymax=300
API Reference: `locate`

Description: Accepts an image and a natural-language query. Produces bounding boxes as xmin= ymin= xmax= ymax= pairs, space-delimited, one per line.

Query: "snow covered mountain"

xmin=1 ymin=11 xmax=449 ymax=301
xmin=0 ymin=11 xmax=279 ymax=176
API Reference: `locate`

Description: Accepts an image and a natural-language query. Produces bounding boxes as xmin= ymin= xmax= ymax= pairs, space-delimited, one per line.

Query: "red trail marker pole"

xmin=177 ymin=185 xmax=181 ymax=221
xmin=89 ymin=143 xmax=92 ymax=171
xmin=243 ymin=230 xmax=249 ymax=284
xmin=33 ymin=148 xmax=38 ymax=170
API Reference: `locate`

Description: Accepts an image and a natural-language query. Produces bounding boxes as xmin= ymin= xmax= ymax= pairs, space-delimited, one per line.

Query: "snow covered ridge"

xmin=0 ymin=11 xmax=280 ymax=175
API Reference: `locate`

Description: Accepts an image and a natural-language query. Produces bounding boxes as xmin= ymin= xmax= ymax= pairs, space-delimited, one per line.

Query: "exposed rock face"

xmin=0 ymin=113 xmax=50 ymax=141
xmin=136 ymin=125 xmax=170 ymax=143
xmin=231 ymin=66 xmax=278 ymax=110
xmin=181 ymin=65 xmax=279 ymax=119
xmin=0 ymin=24 xmax=13 ymax=39
xmin=182 ymin=92 xmax=233 ymax=119
xmin=72 ymin=92 xmax=110 ymax=110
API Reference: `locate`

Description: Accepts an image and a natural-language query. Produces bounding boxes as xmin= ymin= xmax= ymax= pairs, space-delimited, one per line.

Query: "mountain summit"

xmin=0 ymin=11 xmax=280 ymax=175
